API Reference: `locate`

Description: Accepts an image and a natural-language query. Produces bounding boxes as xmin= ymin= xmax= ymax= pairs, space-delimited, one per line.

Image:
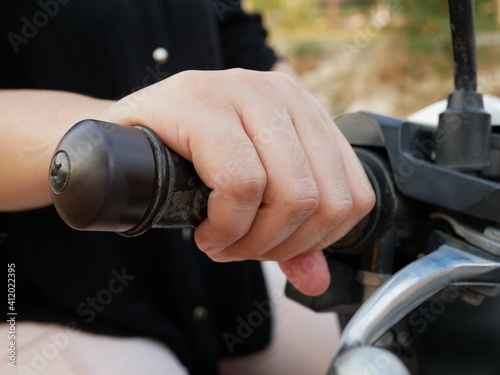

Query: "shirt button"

xmin=181 ymin=228 xmax=193 ymax=242
xmin=193 ymin=306 xmax=209 ymax=322
xmin=152 ymin=47 xmax=169 ymax=64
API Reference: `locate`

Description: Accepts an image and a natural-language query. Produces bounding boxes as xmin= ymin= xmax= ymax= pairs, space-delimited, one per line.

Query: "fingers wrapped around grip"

xmin=105 ymin=68 xmax=376 ymax=296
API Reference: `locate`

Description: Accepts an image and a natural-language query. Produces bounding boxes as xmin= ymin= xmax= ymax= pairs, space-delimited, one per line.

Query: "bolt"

xmin=50 ymin=151 xmax=71 ymax=194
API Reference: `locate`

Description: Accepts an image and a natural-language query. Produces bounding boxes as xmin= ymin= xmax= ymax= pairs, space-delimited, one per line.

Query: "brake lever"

xmin=328 ymin=242 xmax=500 ymax=375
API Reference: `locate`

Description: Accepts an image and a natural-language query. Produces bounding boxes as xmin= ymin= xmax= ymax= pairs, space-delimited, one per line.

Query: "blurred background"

xmin=243 ymin=0 xmax=500 ymax=119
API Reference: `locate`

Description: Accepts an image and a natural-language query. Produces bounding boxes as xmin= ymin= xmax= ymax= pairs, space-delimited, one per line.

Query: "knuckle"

xmin=228 ymin=67 xmax=245 ymax=74
xmin=228 ymin=171 xmax=267 ymax=205
xmin=227 ymin=67 xmax=250 ymax=80
xmin=175 ymin=69 xmax=204 ymax=86
xmin=320 ymin=194 xmax=354 ymax=228
xmin=272 ymin=70 xmax=297 ymax=86
xmin=281 ymin=177 xmax=320 ymax=218
xmin=258 ymin=253 xmax=277 ymax=262
xmin=288 ymin=190 xmax=320 ymax=218
xmin=352 ymin=183 xmax=377 ymax=219
xmin=333 ymin=196 xmax=354 ymax=222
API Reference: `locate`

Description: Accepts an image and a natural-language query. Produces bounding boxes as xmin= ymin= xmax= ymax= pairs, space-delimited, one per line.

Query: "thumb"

xmin=278 ymin=251 xmax=330 ymax=296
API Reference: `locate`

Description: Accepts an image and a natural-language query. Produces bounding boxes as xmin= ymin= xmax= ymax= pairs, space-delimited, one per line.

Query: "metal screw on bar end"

xmin=49 ymin=120 xmax=157 ymax=233
xmin=50 ymin=151 xmax=71 ymax=194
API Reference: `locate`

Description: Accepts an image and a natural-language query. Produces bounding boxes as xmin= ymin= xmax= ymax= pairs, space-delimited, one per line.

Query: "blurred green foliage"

xmin=397 ymin=0 xmax=450 ymax=52
xmin=249 ymin=0 xmax=283 ymax=11
xmin=338 ymin=1 xmax=377 ymax=14
xmin=397 ymin=0 xmax=498 ymax=50
xmin=245 ymin=0 xmax=499 ymax=116
xmin=292 ymin=40 xmax=325 ymax=57
xmin=247 ymin=0 xmax=499 ymax=75
xmin=394 ymin=0 xmax=499 ymax=74
xmin=247 ymin=0 xmax=499 ymax=44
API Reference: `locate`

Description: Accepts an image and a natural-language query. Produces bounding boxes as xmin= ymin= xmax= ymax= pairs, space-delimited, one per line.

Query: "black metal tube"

xmin=448 ymin=0 xmax=478 ymax=91
xmin=435 ymin=0 xmax=491 ymax=171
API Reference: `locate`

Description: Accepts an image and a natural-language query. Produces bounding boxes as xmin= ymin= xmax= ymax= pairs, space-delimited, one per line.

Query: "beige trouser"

xmin=0 ymin=262 xmax=340 ymax=375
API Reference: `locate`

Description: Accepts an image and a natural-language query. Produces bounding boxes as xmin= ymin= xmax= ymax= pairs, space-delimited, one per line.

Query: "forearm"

xmin=0 ymin=70 xmax=375 ymax=297
xmin=0 ymin=90 xmax=113 ymax=211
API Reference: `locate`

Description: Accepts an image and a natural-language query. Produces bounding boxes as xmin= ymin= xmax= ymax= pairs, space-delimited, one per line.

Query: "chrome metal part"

xmin=484 ymin=226 xmax=500 ymax=242
xmin=431 ymin=213 xmax=500 ymax=256
xmin=329 ymin=346 xmax=410 ymax=375
xmin=330 ymin=244 xmax=500 ymax=374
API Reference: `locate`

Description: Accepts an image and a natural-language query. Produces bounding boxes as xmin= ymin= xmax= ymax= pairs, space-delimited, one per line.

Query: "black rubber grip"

xmin=49 ymin=120 xmax=209 ymax=236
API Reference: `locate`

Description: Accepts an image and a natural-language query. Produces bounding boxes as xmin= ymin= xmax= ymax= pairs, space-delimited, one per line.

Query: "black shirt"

xmin=0 ymin=1 xmax=278 ymax=374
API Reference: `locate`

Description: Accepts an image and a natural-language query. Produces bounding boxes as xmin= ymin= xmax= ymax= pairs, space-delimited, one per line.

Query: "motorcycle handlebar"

xmin=49 ymin=120 xmax=209 ymax=236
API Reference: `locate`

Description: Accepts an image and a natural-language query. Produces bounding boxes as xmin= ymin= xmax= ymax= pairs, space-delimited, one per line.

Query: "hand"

xmin=103 ymin=69 xmax=375 ymax=296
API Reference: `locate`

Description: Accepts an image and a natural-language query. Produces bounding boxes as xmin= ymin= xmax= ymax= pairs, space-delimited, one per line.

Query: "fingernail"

xmin=205 ymin=246 xmax=226 ymax=255
xmin=210 ymin=253 xmax=232 ymax=263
